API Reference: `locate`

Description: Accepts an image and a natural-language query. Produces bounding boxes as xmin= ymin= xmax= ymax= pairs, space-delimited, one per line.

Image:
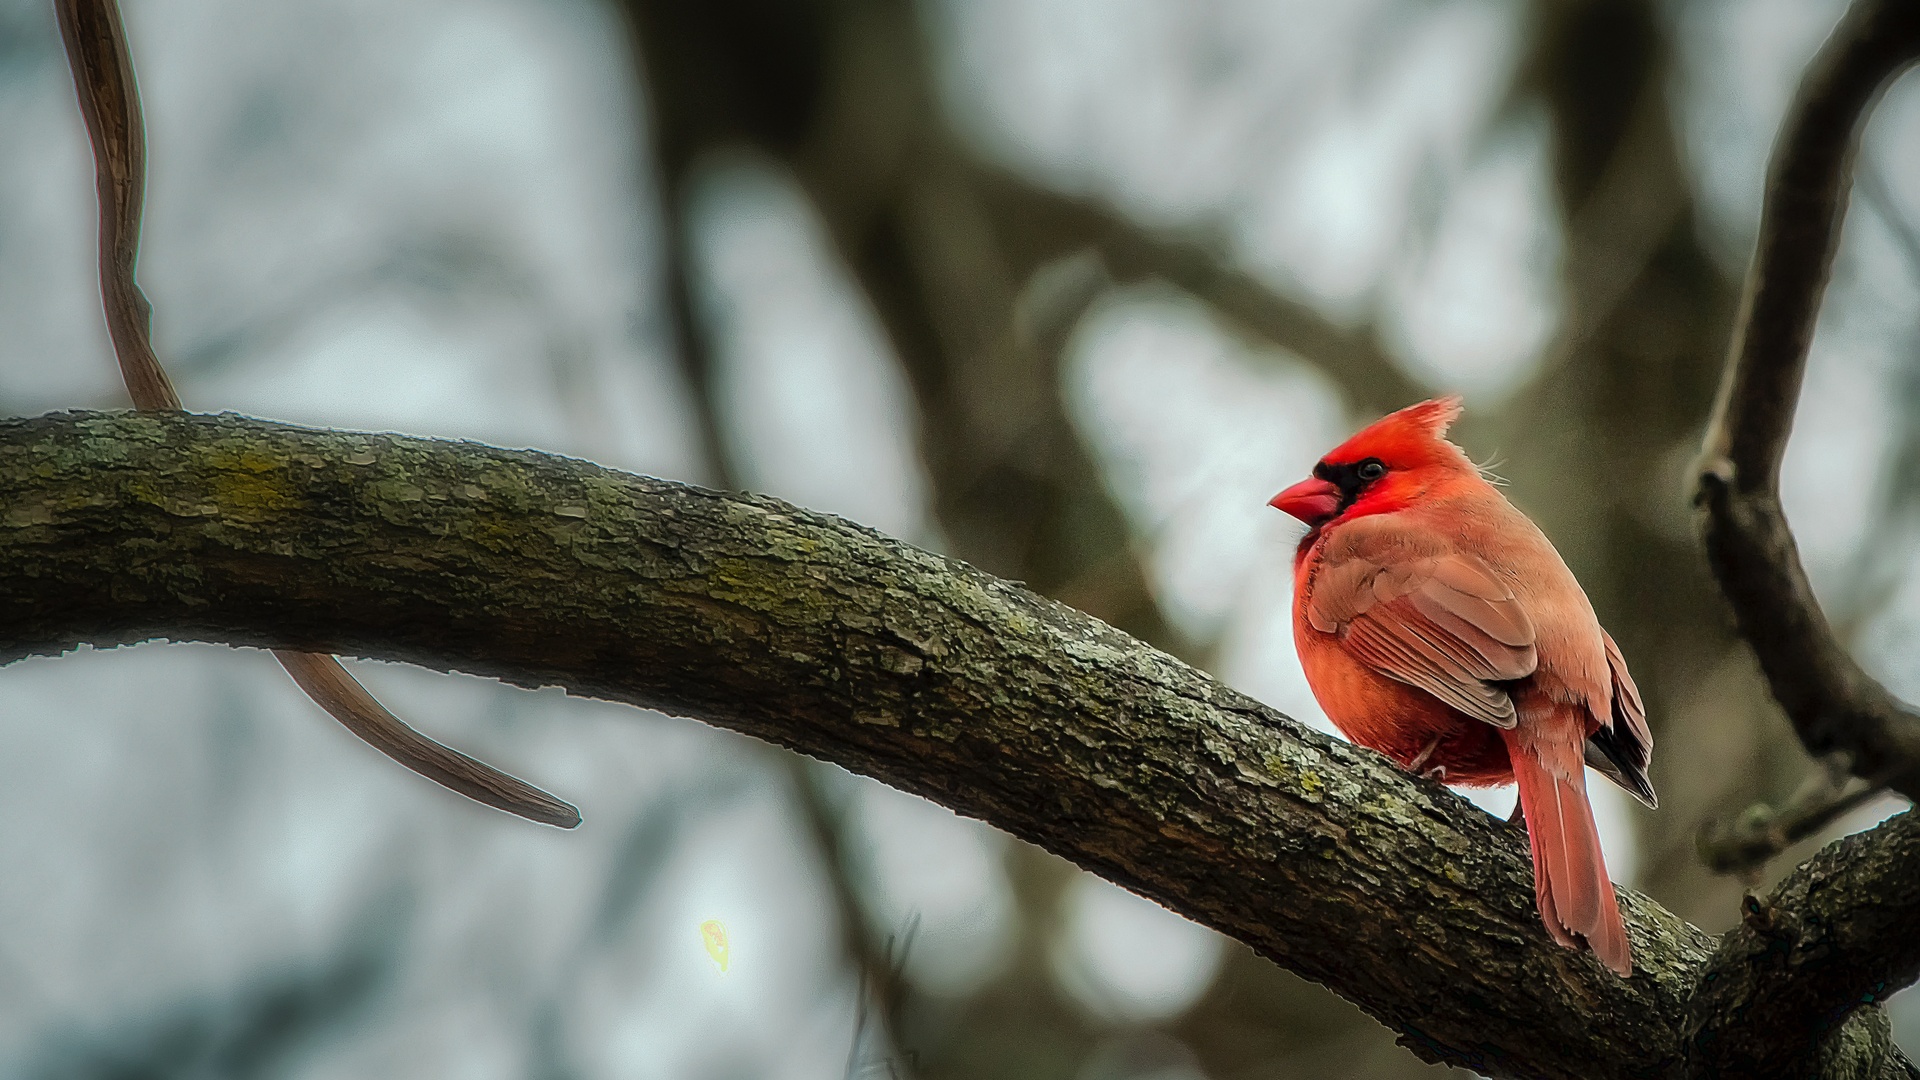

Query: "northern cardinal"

xmin=1269 ymin=397 xmax=1654 ymax=975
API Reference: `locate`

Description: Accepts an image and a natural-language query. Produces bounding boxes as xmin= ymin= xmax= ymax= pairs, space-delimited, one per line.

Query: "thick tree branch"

xmin=0 ymin=409 xmax=1727 ymax=1080
xmin=1684 ymin=810 xmax=1920 ymax=1080
xmin=1691 ymin=0 xmax=1920 ymax=1071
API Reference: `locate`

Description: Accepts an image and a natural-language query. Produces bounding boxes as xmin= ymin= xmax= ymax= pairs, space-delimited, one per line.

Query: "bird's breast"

xmin=1292 ymin=609 xmax=1514 ymax=785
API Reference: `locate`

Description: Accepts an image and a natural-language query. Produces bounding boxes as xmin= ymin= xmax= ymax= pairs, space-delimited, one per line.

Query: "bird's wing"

xmin=1583 ymin=630 xmax=1658 ymax=808
xmin=1306 ymin=519 xmax=1538 ymax=729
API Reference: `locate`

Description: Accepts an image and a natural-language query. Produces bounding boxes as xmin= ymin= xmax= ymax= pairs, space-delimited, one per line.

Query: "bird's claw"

xmin=1407 ymin=736 xmax=1443 ymax=776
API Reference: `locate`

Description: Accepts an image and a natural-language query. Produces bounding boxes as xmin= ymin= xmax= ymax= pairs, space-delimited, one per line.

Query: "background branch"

xmin=1694 ymin=0 xmax=1920 ymax=804
xmin=647 ymin=176 xmax=919 ymax=1070
xmin=1696 ymin=755 xmax=1882 ymax=879
xmin=968 ymin=169 xmax=1426 ymax=415
xmin=1690 ymin=0 xmax=1920 ymax=1067
xmin=53 ymin=0 xmax=574 ymax=827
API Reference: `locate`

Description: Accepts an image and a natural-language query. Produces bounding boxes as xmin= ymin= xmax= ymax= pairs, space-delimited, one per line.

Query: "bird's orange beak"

xmin=1269 ymin=476 xmax=1341 ymax=526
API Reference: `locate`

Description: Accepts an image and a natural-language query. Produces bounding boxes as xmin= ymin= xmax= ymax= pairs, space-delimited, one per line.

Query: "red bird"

xmin=1269 ymin=397 xmax=1654 ymax=976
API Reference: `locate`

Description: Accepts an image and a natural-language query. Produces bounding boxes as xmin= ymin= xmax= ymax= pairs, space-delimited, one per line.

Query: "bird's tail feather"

xmin=1507 ymin=730 xmax=1630 ymax=975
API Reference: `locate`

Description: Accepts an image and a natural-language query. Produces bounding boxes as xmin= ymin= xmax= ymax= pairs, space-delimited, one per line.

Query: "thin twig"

xmin=1697 ymin=753 xmax=1885 ymax=879
xmin=275 ymin=652 xmax=580 ymax=828
xmin=52 ymin=0 xmax=178 ymax=410
xmin=52 ymin=0 xmax=577 ymax=828
xmin=783 ymin=761 xmax=915 ymax=1080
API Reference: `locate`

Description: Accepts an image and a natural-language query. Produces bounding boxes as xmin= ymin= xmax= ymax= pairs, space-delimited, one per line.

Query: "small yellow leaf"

xmin=699 ymin=919 xmax=730 ymax=973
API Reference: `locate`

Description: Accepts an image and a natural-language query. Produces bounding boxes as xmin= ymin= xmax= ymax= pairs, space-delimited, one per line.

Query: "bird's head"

xmin=1269 ymin=396 xmax=1475 ymax=529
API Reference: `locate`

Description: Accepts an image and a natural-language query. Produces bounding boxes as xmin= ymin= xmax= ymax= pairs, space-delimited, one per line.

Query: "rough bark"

xmin=1685 ymin=810 xmax=1920 ymax=1080
xmin=0 ymin=409 xmax=1727 ymax=1080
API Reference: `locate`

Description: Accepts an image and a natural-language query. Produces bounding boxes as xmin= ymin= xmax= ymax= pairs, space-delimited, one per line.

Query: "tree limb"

xmin=1694 ymin=0 xmax=1920 ymax=804
xmin=1695 ymin=757 xmax=1883 ymax=880
xmin=1690 ymin=0 xmax=1920 ymax=1070
xmin=1684 ymin=810 xmax=1920 ymax=1080
xmin=968 ymin=169 xmax=1426 ymax=415
xmin=0 ymin=407 xmax=1788 ymax=1080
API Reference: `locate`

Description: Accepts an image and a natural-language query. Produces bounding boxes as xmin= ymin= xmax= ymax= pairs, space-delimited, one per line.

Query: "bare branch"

xmin=781 ymin=757 xmax=917 ymax=1079
xmin=52 ymin=0 xmax=576 ymax=827
xmin=972 ymin=169 xmax=1426 ymax=415
xmin=17 ymin=408 xmax=1920 ymax=1078
xmin=1694 ymin=0 xmax=1920 ymax=802
xmin=1688 ymin=0 xmax=1920 ymax=1069
xmin=274 ymin=651 xmax=579 ymax=828
xmin=52 ymin=0 xmax=179 ymax=411
xmin=1696 ymin=754 xmax=1884 ymax=879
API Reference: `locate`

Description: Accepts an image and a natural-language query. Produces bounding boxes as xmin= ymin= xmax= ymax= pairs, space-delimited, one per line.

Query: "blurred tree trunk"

xmin=617 ymin=4 xmax=1212 ymax=1077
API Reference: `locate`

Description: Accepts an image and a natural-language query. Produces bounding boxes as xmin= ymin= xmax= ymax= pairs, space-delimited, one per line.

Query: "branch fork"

xmin=1689 ymin=0 xmax=1920 ymax=1073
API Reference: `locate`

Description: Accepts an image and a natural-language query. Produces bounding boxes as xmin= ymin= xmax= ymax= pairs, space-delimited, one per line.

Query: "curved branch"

xmin=1691 ymin=0 xmax=1920 ymax=1071
xmin=0 ymin=410 xmax=1722 ymax=1080
xmin=1694 ymin=0 xmax=1920 ymax=803
xmin=55 ymin=0 xmax=573 ymax=827
xmin=53 ymin=0 xmax=179 ymax=411
xmin=273 ymin=650 xmax=578 ymax=828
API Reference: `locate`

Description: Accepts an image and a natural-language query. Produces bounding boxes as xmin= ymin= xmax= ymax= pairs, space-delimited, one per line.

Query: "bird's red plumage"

xmin=1273 ymin=396 xmax=1652 ymax=976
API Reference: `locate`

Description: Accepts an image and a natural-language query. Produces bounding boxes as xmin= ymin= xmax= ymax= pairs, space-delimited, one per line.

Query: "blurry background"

xmin=0 ymin=0 xmax=1917 ymax=1076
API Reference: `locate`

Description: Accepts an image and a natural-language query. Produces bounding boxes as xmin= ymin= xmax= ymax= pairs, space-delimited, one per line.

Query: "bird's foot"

xmin=1421 ymin=764 xmax=1448 ymax=783
xmin=1407 ymin=736 xmax=1443 ymax=775
xmin=1506 ymin=800 xmax=1526 ymax=829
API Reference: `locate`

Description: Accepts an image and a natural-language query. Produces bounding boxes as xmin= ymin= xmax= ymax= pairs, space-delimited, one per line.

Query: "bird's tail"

xmin=1505 ymin=727 xmax=1630 ymax=975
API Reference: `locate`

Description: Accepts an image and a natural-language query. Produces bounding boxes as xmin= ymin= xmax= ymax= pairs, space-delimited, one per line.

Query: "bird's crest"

xmin=1324 ymin=395 xmax=1470 ymax=471
xmin=1393 ymin=395 xmax=1463 ymax=439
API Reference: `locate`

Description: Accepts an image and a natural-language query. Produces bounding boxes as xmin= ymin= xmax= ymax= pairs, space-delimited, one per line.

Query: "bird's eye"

xmin=1357 ymin=459 xmax=1386 ymax=482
